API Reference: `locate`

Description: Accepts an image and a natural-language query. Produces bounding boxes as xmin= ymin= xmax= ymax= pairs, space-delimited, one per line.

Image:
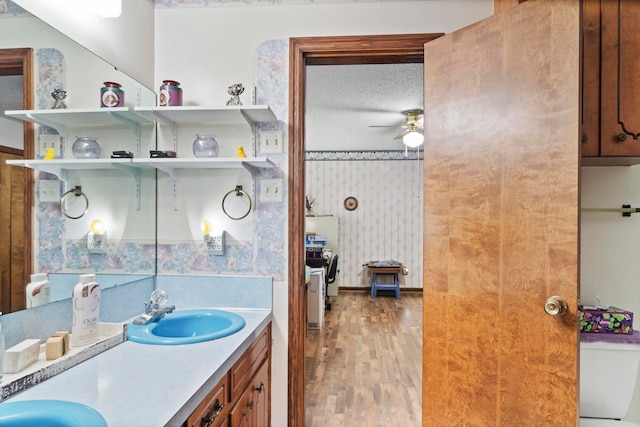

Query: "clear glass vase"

xmin=72 ymin=136 xmax=101 ymax=159
xmin=192 ymin=134 xmax=219 ymax=158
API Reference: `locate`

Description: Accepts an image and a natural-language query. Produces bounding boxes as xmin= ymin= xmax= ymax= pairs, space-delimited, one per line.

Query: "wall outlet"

xmin=87 ymin=232 xmax=107 ymax=254
xmin=206 ymin=232 xmax=225 ymax=255
xmin=260 ymin=179 xmax=283 ymax=202
xmin=259 ymin=130 xmax=284 ymax=154
xmin=39 ymin=180 xmax=60 ymax=203
xmin=39 ymin=134 xmax=61 ymax=157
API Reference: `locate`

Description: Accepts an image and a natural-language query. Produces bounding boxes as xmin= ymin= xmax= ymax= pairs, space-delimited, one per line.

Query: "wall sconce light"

xmin=403 ymin=130 xmax=424 ymax=148
xmin=88 ymin=219 xmax=107 ymax=254
xmin=201 ymin=220 xmax=225 ymax=255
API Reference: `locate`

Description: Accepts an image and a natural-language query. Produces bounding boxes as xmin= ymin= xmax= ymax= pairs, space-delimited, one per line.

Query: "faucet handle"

xmin=150 ymin=289 xmax=169 ymax=306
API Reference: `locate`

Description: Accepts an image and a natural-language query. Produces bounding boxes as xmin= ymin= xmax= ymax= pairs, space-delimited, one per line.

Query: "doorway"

xmin=287 ymin=34 xmax=442 ymax=427
xmin=0 ymin=48 xmax=34 ymax=314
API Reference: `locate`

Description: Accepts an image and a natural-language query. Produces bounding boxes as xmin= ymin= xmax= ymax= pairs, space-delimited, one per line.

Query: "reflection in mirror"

xmin=0 ymin=2 xmax=157 ymax=315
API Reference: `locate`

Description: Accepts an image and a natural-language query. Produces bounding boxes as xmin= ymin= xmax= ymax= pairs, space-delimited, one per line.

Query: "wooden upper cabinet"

xmin=599 ymin=0 xmax=640 ymax=156
xmin=582 ymin=0 xmax=640 ymax=159
xmin=581 ymin=0 xmax=601 ymax=156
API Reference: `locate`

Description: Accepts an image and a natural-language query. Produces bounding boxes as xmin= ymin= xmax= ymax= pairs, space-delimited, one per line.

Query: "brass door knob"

xmin=544 ymin=296 xmax=568 ymax=316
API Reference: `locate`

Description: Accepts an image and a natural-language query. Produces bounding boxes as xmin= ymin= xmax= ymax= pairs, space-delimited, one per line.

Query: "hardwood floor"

xmin=304 ymin=290 xmax=422 ymax=426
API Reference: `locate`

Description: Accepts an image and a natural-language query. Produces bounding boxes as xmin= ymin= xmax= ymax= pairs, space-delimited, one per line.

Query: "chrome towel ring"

xmin=222 ymin=185 xmax=252 ymax=220
xmin=60 ymin=185 xmax=89 ymax=219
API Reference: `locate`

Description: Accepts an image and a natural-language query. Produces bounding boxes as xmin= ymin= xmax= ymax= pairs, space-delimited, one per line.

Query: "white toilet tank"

xmin=580 ymin=340 xmax=640 ymax=419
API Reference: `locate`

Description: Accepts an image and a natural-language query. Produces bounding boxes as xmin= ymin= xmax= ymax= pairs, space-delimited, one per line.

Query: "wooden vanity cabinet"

xmin=183 ymin=323 xmax=271 ymax=427
xmin=229 ymin=325 xmax=271 ymax=427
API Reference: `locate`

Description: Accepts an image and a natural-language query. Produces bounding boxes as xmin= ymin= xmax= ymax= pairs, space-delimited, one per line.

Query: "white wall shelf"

xmin=134 ymin=105 xmax=278 ymax=210
xmin=131 ymin=157 xmax=276 ymax=210
xmin=4 ymin=107 xmax=154 ymax=137
xmin=6 ymin=157 xmax=276 ymax=211
xmin=6 ymin=157 xmax=275 ymax=177
xmin=134 ymin=105 xmax=276 ymax=128
xmin=5 ymin=105 xmax=279 ymax=212
xmin=5 ymin=158 xmax=141 ymax=181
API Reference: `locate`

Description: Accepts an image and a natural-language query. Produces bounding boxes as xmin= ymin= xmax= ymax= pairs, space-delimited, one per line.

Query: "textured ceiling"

xmin=305 ymin=63 xmax=424 ymax=151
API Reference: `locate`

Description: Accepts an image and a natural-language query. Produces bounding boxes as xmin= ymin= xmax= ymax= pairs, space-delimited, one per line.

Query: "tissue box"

xmin=579 ymin=307 xmax=634 ymax=334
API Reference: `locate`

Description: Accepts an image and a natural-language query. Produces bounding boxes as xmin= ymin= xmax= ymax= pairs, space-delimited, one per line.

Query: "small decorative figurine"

xmin=51 ymin=88 xmax=67 ymax=109
xmin=226 ymin=83 xmax=244 ymax=106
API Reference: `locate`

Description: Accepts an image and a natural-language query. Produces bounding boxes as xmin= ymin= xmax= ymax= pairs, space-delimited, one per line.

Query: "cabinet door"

xmin=229 ymin=386 xmax=253 ymax=427
xmin=251 ymin=360 xmax=270 ymax=427
xmin=581 ymin=0 xmax=601 ymax=156
xmin=600 ymin=0 xmax=640 ymax=156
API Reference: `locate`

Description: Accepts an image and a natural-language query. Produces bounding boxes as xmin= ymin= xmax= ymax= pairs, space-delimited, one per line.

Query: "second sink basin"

xmin=127 ymin=308 xmax=246 ymax=345
xmin=0 ymin=400 xmax=107 ymax=426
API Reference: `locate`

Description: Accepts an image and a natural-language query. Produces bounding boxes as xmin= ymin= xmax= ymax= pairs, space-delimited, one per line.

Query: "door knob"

xmin=544 ymin=296 xmax=568 ymax=316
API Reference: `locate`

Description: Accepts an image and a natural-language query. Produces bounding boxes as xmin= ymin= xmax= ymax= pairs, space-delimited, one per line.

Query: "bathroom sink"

xmin=127 ymin=308 xmax=246 ymax=345
xmin=0 ymin=400 xmax=107 ymax=426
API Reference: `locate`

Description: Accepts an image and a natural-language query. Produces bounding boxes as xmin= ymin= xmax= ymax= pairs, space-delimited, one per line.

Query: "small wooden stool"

xmin=367 ymin=264 xmax=402 ymax=299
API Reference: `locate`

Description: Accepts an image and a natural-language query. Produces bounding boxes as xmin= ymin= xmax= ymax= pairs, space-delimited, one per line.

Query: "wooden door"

xmin=0 ymin=48 xmax=33 ymax=315
xmin=423 ymin=0 xmax=580 ymax=425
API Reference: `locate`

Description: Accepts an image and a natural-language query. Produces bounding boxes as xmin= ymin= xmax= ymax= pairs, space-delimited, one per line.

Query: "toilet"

xmin=580 ymin=339 xmax=640 ymax=426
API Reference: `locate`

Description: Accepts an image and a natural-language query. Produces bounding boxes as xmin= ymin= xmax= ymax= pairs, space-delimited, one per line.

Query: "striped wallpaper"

xmin=305 ymin=150 xmax=424 ymax=289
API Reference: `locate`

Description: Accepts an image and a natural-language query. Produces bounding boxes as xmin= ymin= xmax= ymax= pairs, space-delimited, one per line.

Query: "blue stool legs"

xmin=370 ymin=273 xmax=401 ymax=299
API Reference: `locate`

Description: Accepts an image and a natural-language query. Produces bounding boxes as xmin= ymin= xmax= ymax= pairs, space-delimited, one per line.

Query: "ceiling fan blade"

xmin=394 ymin=129 xmax=411 ymax=140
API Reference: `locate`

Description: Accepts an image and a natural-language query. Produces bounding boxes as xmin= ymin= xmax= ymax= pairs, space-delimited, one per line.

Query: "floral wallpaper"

xmin=0 ymin=0 xmax=24 ymax=15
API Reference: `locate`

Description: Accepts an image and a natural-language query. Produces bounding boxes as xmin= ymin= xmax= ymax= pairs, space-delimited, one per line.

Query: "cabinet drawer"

xmin=185 ymin=375 xmax=229 ymax=427
xmin=230 ymin=325 xmax=271 ymax=401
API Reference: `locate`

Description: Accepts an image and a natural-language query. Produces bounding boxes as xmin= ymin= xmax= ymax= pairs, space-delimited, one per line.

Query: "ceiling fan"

xmin=369 ymin=109 xmax=424 ymax=147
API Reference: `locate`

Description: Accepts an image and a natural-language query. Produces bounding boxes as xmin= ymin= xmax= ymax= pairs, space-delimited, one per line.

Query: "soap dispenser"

xmin=71 ymin=274 xmax=101 ymax=347
xmin=26 ymin=273 xmax=51 ymax=308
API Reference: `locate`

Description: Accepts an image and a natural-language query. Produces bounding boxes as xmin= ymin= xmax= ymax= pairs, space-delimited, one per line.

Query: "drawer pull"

xmin=255 ymin=383 xmax=264 ymax=393
xmin=617 ymin=133 xmax=628 ymax=142
xmin=247 ymin=401 xmax=254 ymax=410
xmin=200 ymin=399 xmax=225 ymax=427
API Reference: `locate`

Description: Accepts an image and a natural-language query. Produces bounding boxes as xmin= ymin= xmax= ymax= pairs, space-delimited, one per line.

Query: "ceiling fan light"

xmin=403 ymin=131 xmax=424 ymax=148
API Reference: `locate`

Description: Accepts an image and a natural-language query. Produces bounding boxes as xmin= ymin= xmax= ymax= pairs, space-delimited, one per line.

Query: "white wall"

xmin=155 ymin=2 xmax=494 ymax=425
xmin=581 ymin=165 xmax=640 ymax=422
xmin=11 ymin=0 xmax=155 ymax=89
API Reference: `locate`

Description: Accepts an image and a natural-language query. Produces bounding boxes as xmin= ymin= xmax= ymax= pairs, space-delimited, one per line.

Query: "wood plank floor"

xmin=304 ymin=290 xmax=423 ymax=426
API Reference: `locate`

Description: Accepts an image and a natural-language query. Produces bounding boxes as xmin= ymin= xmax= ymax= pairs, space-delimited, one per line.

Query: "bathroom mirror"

xmin=0 ymin=2 xmax=157 ymax=314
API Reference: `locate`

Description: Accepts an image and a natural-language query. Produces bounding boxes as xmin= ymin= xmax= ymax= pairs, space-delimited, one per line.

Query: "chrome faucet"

xmin=133 ymin=289 xmax=175 ymax=325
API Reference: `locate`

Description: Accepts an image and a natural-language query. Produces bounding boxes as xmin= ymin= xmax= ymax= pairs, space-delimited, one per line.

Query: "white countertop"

xmin=6 ymin=308 xmax=272 ymax=427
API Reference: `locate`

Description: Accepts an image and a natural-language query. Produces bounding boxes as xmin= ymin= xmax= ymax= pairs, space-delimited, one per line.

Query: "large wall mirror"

xmin=0 ymin=1 xmax=157 ymax=315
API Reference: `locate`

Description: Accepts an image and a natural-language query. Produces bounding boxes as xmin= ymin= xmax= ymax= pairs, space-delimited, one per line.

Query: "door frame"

xmin=0 ymin=48 xmax=34 ymax=313
xmin=287 ymin=33 xmax=442 ymax=427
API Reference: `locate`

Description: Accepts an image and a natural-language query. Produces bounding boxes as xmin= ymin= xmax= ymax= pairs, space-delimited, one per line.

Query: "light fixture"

xmin=201 ymin=220 xmax=225 ymax=255
xmin=88 ymin=219 xmax=107 ymax=254
xmin=403 ymin=129 xmax=424 ymax=148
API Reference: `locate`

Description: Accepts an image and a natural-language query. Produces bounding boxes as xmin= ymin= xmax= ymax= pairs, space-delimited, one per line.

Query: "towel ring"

xmin=60 ymin=186 xmax=89 ymax=219
xmin=222 ymin=185 xmax=252 ymax=220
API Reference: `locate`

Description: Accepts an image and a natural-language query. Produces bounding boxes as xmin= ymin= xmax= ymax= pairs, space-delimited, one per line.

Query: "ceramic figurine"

xmin=51 ymin=88 xmax=67 ymax=109
xmin=226 ymin=83 xmax=244 ymax=106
